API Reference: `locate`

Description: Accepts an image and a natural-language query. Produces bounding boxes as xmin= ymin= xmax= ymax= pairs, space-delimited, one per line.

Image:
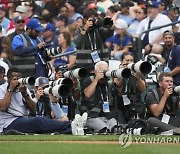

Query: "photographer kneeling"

xmin=33 ymin=77 xmax=68 ymax=121
xmin=111 ymin=52 xmax=147 ymax=123
xmin=145 ymin=72 xmax=180 ymax=134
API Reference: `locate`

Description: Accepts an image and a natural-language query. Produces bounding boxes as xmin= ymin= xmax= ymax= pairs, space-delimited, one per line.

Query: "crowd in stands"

xmin=0 ymin=0 xmax=180 ymax=135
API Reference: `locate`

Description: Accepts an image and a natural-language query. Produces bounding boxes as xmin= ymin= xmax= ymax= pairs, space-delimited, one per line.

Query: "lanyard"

xmin=124 ymin=78 xmax=129 ymax=94
xmin=99 ymin=85 xmax=108 ymax=102
xmin=166 ymin=48 xmax=173 ymax=68
xmin=25 ymin=33 xmax=46 ymax=65
xmin=88 ymin=31 xmax=97 ymax=50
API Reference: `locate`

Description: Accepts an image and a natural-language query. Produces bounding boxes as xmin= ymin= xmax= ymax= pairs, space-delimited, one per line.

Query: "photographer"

xmin=33 ymin=77 xmax=68 ymax=121
xmin=111 ymin=52 xmax=146 ymax=123
xmin=145 ymin=72 xmax=180 ymax=134
xmin=0 ymin=67 xmax=76 ymax=134
xmin=54 ymin=66 xmax=80 ymax=121
xmin=74 ymin=8 xmax=113 ymax=72
xmin=81 ymin=61 xmax=117 ymax=133
xmin=11 ymin=18 xmax=47 ymax=78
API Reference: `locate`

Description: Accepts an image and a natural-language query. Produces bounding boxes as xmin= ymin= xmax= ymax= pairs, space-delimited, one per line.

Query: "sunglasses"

xmin=137 ymin=11 xmax=143 ymax=14
xmin=16 ymin=20 xmax=25 ymax=24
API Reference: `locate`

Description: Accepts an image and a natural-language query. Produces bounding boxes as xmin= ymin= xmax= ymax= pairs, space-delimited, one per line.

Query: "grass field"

xmin=0 ymin=135 xmax=179 ymax=154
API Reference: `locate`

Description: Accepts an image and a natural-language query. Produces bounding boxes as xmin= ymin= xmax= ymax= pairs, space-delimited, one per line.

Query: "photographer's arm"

xmin=67 ymin=55 xmax=76 ymax=69
xmin=135 ymin=73 xmax=146 ymax=92
xmin=170 ymin=67 xmax=180 ymax=76
xmin=149 ymin=88 xmax=172 ymax=117
xmin=84 ymin=71 xmax=103 ymax=98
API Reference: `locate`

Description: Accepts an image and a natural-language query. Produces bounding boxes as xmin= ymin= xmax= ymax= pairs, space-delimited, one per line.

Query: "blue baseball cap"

xmin=42 ymin=23 xmax=55 ymax=32
xmin=147 ymin=1 xmax=159 ymax=8
xmin=14 ymin=16 xmax=25 ymax=23
xmin=26 ymin=18 xmax=44 ymax=31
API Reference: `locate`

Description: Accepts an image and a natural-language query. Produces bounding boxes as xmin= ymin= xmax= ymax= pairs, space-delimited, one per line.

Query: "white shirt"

xmin=136 ymin=13 xmax=172 ymax=44
xmin=0 ymin=59 xmax=9 ymax=75
xmin=97 ymin=0 xmax=114 ymax=13
xmin=0 ymin=82 xmax=30 ymax=133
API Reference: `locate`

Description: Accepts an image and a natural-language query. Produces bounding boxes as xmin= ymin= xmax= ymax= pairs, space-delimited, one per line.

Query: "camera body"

xmin=91 ymin=17 xmax=113 ymax=28
xmin=55 ymin=64 xmax=68 ymax=73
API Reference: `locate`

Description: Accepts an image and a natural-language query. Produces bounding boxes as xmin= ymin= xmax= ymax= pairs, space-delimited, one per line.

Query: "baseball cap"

xmin=147 ymin=1 xmax=159 ymax=8
xmin=26 ymin=18 xmax=44 ymax=31
xmin=163 ymin=30 xmax=174 ymax=37
xmin=16 ymin=5 xmax=27 ymax=13
xmin=35 ymin=77 xmax=49 ymax=87
xmin=0 ymin=4 xmax=6 ymax=12
xmin=56 ymin=15 xmax=68 ymax=25
xmin=114 ymin=19 xmax=128 ymax=30
xmin=67 ymin=0 xmax=76 ymax=8
xmin=42 ymin=23 xmax=55 ymax=32
xmin=14 ymin=16 xmax=25 ymax=23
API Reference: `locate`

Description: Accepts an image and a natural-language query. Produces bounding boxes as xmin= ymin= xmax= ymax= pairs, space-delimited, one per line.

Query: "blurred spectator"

xmin=44 ymin=0 xmax=66 ymax=18
xmin=136 ymin=1 xmax=172 ymax=49
xmin=65 ymin=24 xmax=77 ymax=47
xmin=23 ymin=1 xmax=42 ymax=18
xmin=158 ymin=0 xmax=168 ymax=15
xmin=50 ymin=31 xmax=76 ymax=71
xmin=54 ymin=14 xmax=68 ymax=36
xmin=5 ymin=2 xmax=21 ymax=20
xmin=1 ymin=37 xmax=13 ymax=67
xmin=42 ymin=23 xmax=59 ymax=49
xmin=118 ymin=2 xmax=134 ymax=26
xmin=58 ymin=5 xmax=74 ymax=24
xmin=39 ymin=8 xmax=52 ymax=24
xmin=106 ymin=19 xmax=133 ymax=60
xmin=0 ymin=4 xmax=10 ymax=33
xmin=97 ymin=0 xmax=114 ymax=13
xmin=7 ymin=5 xmax=29 ymax=34
xmin=8 ymin=16 xmax=25 ymax=38
xmin=127 ymin=7 xmax=147 ymax=37
xmin=65 ymin=0 xmax=83 ymax=23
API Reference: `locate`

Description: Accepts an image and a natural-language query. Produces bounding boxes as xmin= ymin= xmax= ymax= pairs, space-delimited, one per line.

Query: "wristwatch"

xmin=7 ymin=89 xmax=12 ymax=92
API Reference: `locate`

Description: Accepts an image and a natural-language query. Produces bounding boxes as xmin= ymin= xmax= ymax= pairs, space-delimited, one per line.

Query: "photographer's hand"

xmin=9 ymin=77 xmax=19 ymax=91
xmin=55 ymin=71 xmax=63 ymax=79
xmin=37 ymin=42 xmax=45 ymax=50
xmin=95 ymin=71 xmax=104 ymax=82
xmin=164 ymin=86 xmax=173 ymax=98
xmin=84 ymin=18 xmax=94 ymax=30
xmin=18 ymin=84 xmax=28 ymax=96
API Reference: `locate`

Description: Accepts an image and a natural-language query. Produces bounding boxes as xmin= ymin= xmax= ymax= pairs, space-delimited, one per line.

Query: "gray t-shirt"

xmin=0 ymin=82 xmax=29 ymax=133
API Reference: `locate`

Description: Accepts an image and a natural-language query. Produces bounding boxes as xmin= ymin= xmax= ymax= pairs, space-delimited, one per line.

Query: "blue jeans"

xmin=3 ymin=116 xmax=72 ymax=134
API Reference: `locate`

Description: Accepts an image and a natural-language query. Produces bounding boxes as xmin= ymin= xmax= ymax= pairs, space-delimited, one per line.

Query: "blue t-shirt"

xmin=53 ymin=46 xmax=76 ymax=68
xmin=113 ymin=34 xmax=132 ymax=50
xmin=168 ymin=45 xmax=180 ymax=85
